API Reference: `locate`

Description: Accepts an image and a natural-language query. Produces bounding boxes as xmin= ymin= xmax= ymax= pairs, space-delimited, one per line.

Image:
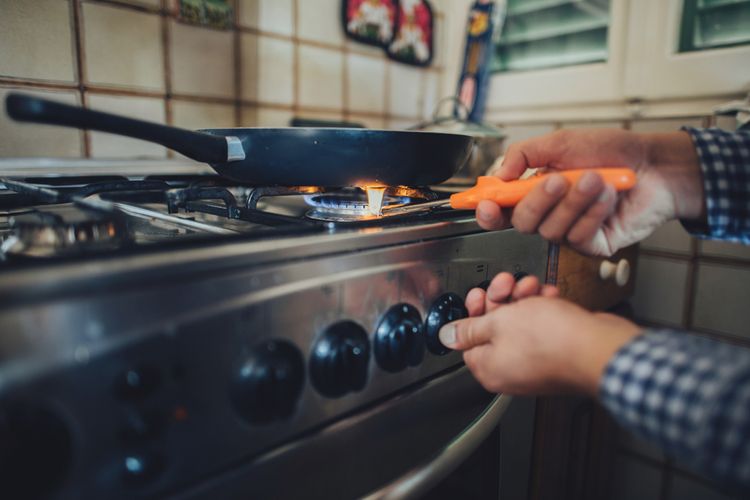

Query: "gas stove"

xmin=0 ymin=159 xmax=549 ymax=500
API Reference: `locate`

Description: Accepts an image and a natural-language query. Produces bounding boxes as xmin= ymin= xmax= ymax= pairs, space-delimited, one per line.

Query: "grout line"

xmin=342 ymin=38 xmax=350 ymax=121
xmin=71 ymin=0 xmax=91 ymax=157
xmin=292 ymin=0 xmax=300 ymax=116
xmin=161 ymin=1 xmax=174 ymax=157
xmin=232 ymin=0 xmax=242 ymax=126
xmin=83 ymin=0 xmax=163 ymax=15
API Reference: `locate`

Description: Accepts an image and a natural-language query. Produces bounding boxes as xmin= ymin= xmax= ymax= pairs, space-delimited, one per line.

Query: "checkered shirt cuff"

xmin=600 ymin=329 xmax=750 ymax=489
xmin=682 ymin=127 xmax=750 ymax=243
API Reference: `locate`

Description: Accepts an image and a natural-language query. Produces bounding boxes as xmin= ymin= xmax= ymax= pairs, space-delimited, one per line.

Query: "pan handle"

xmin=5 ymin=93 xmax=245 ymax=163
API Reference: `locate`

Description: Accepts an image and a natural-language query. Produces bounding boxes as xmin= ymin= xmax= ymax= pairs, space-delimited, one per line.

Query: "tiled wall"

xmin=497 ymin=115 xmax=747 ymax=500
xmin=0 ymin=0 xmax=449 ymax=158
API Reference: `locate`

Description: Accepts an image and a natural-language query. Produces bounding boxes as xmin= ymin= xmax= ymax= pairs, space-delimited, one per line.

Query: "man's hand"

xmin=441 ymin=276 xmax=641 ymax=396
xmin=476 ymin=129 xmax=705 ymax=256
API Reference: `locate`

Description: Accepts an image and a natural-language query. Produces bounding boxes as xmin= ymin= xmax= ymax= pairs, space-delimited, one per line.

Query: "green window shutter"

xmin=679 ymin=0 xmax=750 ymax=52
xmin=493 ymin=0 xmax=611 ymax=73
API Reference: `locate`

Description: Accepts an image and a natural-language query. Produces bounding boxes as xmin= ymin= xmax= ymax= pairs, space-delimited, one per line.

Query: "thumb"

xmin=438 ymin=315 xmax=494 ymax=351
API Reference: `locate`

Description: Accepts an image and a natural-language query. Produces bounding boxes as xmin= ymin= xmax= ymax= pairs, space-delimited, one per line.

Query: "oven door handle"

xmin=362 ymin=394 xmax=512 ymax=500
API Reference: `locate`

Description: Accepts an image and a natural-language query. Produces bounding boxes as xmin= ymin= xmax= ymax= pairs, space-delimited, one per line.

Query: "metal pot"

xmin=411 ymin=97 xmax=506 ymax=182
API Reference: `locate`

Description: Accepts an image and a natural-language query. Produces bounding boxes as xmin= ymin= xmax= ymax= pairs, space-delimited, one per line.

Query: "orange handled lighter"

xmin=449 ymin=168 xmax=637 ymax=209
xmin=379 ymin=168 xmax=637 ymax=216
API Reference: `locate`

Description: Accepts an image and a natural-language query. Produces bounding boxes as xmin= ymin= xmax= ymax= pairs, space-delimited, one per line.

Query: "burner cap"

xmin=3 ymin=206 xmax=127 ymax=258
xmin=304 ymin=191 xmax=413 ymax=222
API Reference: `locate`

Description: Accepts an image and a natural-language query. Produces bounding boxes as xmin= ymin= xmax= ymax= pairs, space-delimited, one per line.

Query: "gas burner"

xmin=1 ymin=206 xmax=127 ymax=258
xmin=303 ymin=186 xmax=439 ymax=222
xmin=304 ymin=192 xmax=414 ymax=222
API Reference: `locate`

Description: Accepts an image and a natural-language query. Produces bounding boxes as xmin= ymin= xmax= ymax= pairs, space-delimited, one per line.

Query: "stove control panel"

xmin=0 ymin=229 xmax=547 ymax=500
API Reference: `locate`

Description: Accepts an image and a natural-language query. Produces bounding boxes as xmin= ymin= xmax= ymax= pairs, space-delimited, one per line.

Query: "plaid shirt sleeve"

xmin=600 ymin=329 xmax=750 ymax=491
xmin=682 ymin=127 xmax=750 ymax=243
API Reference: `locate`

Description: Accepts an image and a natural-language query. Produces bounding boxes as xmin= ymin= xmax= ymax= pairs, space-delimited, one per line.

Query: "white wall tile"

xmin=715 ymin=115 xmax=738 ymax=131
xmin=297 ymin=0 xmax=344 ymax=46
xmin=422 ymin=72 xmax=441 ymax=120
xmin=386 ymin=118 xmax=415 ymax=130
xmin=388 ymin=63 xmax=423 ymax=118
xmin=298 ymin=46 xmax=343 ymax=109
xmin=499 ymin=124 xmax=556 ymax=152
xmin=693 ymin=263 xmax=750 ymax=338
xmin=83 ymin=3 xmax=164 ymax=91
xmin=294 ymin=110 xmax=344 ymax=123
xmin=560 ymin=121 xmax=625 ymax=129
xmin=171 ymin=101 xmax=235 ymax=130
xmin=87 ymin=94 xmax=167 ymax=158
xmin=238 ymin=0 xmax=294 ymax=36
xmin=699 ymin=240 xmax=750 ymax=260
xmin=641 ymin=220 xmax=694 ymax=255
xmin=632 ymin=256 xmax=689 ymax=326
xmin=432 ymin=15 xmax=447 ymax=69
xmin=170 ymin=21 xmax=234 ymax=98
xmin=609 ymin=455 xmax=662 ymax=500
xmin=348 ymin=114 xmax=386 ymax=129
xmin=240 ymin=106 xmax=258 ymax=126
xmin=669 ymin=473 xmax=737 ymax=500
xmin=256 ymin=107 xmax=293 ymax=127
xmin=241 ymin=34 xmax=294 ymax=105
xmin=0 ymin=0 xmax=75 ymax=82
xmin=347 ymin=53 xmax=385 ymax=113
xmin=630 ymin=118 xmax=704 ymax=133
xmin=0 ymin=88 xmax=82 ymax=158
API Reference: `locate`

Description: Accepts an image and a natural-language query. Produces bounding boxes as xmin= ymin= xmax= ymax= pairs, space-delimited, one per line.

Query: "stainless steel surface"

xmin=363 ymin=394 xmax=512 ymax=500
xmin=78 ymin=194 xmax=240 ymax=235
xmin=0 ymin=163 xmax=548 ymax=499
xmin=224 ymin=136 xmax=246 ymax=161
xmin=175 ymin=366 xmax=496 ymax=500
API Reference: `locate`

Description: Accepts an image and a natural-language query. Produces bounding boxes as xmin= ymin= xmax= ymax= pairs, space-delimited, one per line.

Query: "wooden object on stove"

xmin=527 ymin=244 xmax=639 ymax=500
xmin=552 ymin=244 xmax=638 ymax=311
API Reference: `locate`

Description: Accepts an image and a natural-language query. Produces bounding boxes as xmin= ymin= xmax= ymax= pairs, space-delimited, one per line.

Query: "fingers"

xmin=565 ymin=184 xmax=617 ymax=249
xmin=541 ymin=284 xmax=560 ymax=298
xmin=476 ymin=200 xmax=510 ymax=231
xmin=498 ymin=130 xmax=570 ymax=181
xmin=438 ymin=315 xmax=493 ymax=351
xmin=465 ymin=287 xmax=486 ymax=317
xmin=510 ymin=174 xmax=569 ymax=233
xmin=485 ymin=272 xmax=515 ymax=309
xmin=537 ymin=171 xmax=606 ymax=242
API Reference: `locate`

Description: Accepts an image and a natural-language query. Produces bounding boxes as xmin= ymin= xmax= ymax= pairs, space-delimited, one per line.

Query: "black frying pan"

xmin=5 ymin=93 xmax=473 ymax=187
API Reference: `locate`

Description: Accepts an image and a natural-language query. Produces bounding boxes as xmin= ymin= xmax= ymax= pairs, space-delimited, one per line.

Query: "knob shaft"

xmin=374 ymin=303 xmax=425 ymax=372
xmin=425 ymin=293 xmax=468 ymax=355
xmin=310 ymin=321 xmax=370 ymax=398
xmin=231 ymin=339 xmax=305 ymax=424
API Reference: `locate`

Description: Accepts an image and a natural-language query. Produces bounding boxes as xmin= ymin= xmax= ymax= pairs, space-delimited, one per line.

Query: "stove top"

xmin=0 ymin=159 xmax=473 ymax=264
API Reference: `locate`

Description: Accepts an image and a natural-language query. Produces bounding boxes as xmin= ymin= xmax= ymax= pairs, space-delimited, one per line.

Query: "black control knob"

xmin=425 ymin=293 xmax=468 ymax=355
xmin=310 ymin=321 xmax=370 ymax=398
xmin=231 ymin=339 xmax=305 ymax=425
xmin=0 ymin=402 xmax=73 ymax=499
xmin=374 ymin=303 xmax=425 ymax=372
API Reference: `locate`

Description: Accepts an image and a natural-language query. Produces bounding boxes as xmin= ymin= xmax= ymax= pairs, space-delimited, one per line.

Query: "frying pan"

xmin=5 ymin=93 xmax=473 ymax=187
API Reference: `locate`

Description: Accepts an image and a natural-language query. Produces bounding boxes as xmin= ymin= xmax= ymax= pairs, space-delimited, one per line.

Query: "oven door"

xmin=172 ymin=365 xmax=528 ymax=500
